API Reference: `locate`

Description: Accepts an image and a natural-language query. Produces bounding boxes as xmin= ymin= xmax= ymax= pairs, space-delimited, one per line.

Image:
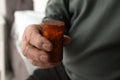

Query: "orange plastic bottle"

xmin=41 ymin=20 xmax=65 ymax=63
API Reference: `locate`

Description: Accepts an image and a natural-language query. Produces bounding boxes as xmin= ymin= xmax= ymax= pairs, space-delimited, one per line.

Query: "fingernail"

xmin=42 ymin=43 xmax=52 ymax=51
xmin=40 ymin=55 xmax=48 ymax=63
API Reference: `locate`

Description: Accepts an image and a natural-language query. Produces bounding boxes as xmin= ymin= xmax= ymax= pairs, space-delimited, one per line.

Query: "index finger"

xmin=25 ymin=25 xmax=53 ymax=51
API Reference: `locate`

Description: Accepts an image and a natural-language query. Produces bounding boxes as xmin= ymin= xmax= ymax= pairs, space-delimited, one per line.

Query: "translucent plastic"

xmin=41 ymin=20 xmax=65 ymax=63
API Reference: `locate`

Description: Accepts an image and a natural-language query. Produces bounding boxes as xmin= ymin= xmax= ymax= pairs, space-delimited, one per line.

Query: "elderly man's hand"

xmin=21 ymin=24 xmax=71 ymax=69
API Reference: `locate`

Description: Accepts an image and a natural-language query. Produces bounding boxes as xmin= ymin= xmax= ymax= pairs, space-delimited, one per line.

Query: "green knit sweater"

xmin=44 ymin=0 xmax=120 ymax=80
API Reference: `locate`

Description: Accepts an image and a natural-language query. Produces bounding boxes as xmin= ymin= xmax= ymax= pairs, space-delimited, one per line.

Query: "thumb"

xmin=63 ymin=35 xmax=72 ymax=45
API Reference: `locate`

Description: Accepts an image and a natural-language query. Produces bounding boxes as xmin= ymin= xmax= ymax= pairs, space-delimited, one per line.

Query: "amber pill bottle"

xmin=41 ymin=20 xmax=65 ymax=63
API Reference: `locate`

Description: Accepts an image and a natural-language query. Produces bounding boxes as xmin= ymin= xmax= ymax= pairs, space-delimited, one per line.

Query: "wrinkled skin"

xmin=21 ymin=24 xmax=71 ymax=69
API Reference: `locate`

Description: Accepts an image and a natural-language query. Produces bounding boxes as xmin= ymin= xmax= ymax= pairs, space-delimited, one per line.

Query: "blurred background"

xmin=0 ymin=0 xmax=48 ymax=80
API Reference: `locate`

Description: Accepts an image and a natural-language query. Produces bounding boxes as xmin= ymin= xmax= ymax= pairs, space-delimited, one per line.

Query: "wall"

xmin=0 ymin=0 xmax=6 ymax=16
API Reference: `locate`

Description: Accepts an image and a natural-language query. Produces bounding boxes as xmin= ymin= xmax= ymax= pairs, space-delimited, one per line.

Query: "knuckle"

xmin=34 ymin=36 xmax=45 ymax=49
xmin=36 ymin=40 xmax=43 ymax=48
xmin=24 ymin=25 xmax=38 ymax=41
xmin=36 ymin=34 xmax=42 ymax=44
xmin=41 ymin=37 xmax=51 ymax=46
xmin=31 ymin=60 xmax=39 ymax=66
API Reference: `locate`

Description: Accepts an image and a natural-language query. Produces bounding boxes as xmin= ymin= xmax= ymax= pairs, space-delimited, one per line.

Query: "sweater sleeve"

xmin=44 ymin=0 xmax=70 ymax=34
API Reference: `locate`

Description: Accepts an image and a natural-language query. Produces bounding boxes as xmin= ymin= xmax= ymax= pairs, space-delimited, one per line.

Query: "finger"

xmin=21 ymin=40 xmax=49 ymax=63
xmin=22 ymin=24 xmax=38 ymax=42
xmin=23 ymin=24 xmax=53 ymax=52
xmin=63 ymin=35 xmax=72 ymax=45
xmin=21 ymin=40 xmax=56 ymax=68
xmin=29 ymin=28 xmax=53 ymax=52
